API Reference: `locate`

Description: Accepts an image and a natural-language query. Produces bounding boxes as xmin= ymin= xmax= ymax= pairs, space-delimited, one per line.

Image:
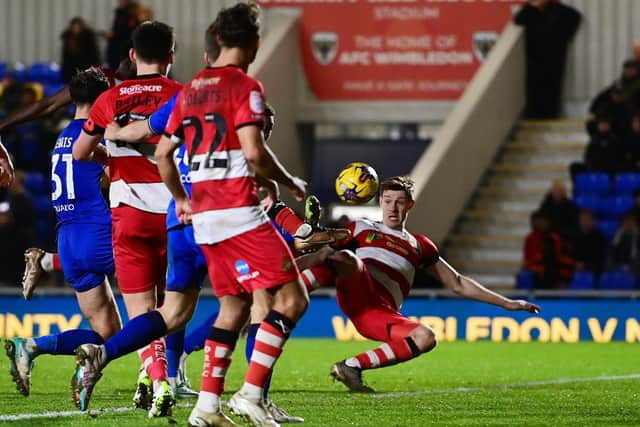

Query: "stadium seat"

xmin=10 ymin=62 xmax=28 ymax=82
xmin=614 ymin=173 xmax=640 ymax=195
xmin=28 ymin=62 xmax=50 ymax=83
xmin=599 ymin=271 xmax=636 ymax=290
xmin=517 ymin=270 xmax=535 ymax=289
xmin=598 ymin=195 xmax=634 ymax=219
xmin=574 ymin=194 xmax=599 ymax=212
xmin=0 ymin=62 xmax=8 ymax=79
xmin=596 ymin=220 xmax=618 ymax=241
xmin=568 ymin=271 xmax=596 ymax=290
xmin=24 ymin=172 xmax=49 ymax=195
xmin=43 ymin=83 xmax=65 ymax=98
xmin=33 ymin=195 xmax=52 ymax=216
xmin=574 ymin=172 xmax=610 ymax=195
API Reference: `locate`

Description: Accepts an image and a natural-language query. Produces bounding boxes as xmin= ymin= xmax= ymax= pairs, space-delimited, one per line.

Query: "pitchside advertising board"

xmin=258 ymin=0 xmax=524 ymax=100
xmin=2 ymin=295 xmax=640 ymax=343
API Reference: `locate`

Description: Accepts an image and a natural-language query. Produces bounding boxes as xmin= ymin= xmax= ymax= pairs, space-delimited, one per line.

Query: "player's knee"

xmin=272 ymin=281 xmax=309 ymax=322
xmin=94 ymin=317 xmax=122 ymax=341
xmin=329 ymin=250 xmax=360 ymax=277
xmin=411 ymin=325 xmax=437 ymax=354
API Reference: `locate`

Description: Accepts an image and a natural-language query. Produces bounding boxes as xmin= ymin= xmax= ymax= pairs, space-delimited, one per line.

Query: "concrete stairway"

xmin=442 ymin=119 xmax=588 ymax=289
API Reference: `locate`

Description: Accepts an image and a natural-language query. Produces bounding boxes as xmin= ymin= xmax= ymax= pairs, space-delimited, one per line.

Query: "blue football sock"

xmin=33 ymin=329 xmax=104 ymax=355
xmin=166 ymin=329 xmax=185 ymax=378
xmin=103 ymin=311 xmax=167 ymax=362
xmin=184 ymin=311 xmax=218 ymax=355
xmin=245 ymin=323 xmax=272 ymax=400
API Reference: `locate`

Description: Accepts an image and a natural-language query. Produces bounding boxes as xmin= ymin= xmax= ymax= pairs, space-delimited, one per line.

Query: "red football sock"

xmin=300 ymin=264 xmax=334 ymax=292
xmin=275 ymin=206 xmax=305 ymax=236
xmin=143 ymin=338 xmax=168 ymax=382
xmin=52 ymin=253 xmax=62 ymax=271
xmin=195 ymin=328 xmax=238 ymax=413
xmin=348 ymin=337 xmax=420 ymax=370
xmin=240 ymin=311 xmax=295 ymax=401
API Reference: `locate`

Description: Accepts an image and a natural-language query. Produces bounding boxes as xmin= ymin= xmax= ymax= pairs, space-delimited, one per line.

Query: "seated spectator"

xmin=619 ymin=59 xmax=640 ymax=100
xmin=573 ymin=210 xmax=606 ymax=276
xmin=580 ymin=115 xmax=623 ymax=177
xmin=629 ymin=189 xmax=640 ymax=223
xmin=523 ymin=210 xmax=574 ymax=289
xmin=621 ymin=112 xmax=640 ymax=171
xmin=611 ymin=211 xmax=640 ymax=272
xmin=586 ymin=84 xmax=632 ymax=138
xmin=0 ymin=171 xmax=35 ymax=285
xmin=539 ymin=179 xmax=579 ymax=244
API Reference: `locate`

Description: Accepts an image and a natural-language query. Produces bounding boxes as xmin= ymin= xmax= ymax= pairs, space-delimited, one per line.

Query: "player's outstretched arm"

xmin=237 ymin=125 xmax=306 ymax=201
xmin=0 ymin=138 xmax=15 ymax=187
xmin=0 ymin=87 xmax=71 ymax=133
xmin=427 ymin=258 xmax=541 ymax=313
xmin=104 ymin=120 xmax=154 ymax=143
xmin=156 ymin=135 xmax=191 ymax=223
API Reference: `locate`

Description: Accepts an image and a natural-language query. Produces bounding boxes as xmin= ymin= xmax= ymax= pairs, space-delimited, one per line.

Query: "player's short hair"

xmin=69 ymin=69 xmax=110 ymax=106
xmin=132 ymin=21 xmax=175 ymax=63
xmin=380 ymin=176 xmax=414 ymax=201
xmin=206 ymin=3 xmax=260 ymax=55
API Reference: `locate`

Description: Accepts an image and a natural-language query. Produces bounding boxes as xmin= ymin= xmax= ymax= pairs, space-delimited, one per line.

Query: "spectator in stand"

xmin=629 ymin=189 xmax=640 ymax=223
xmin=523 ymin=210 xmax=574 ymax=289
xmin=105 ymin=0 xmax=138 ymax=70
xmin=514 ymin=0 xmax=581 ymax=119
xmin=586 ymin=84 xmax=632 ymax=138
xmin=621 ymin=112 xmax=640 ymax=172
xmin=573 ymin=210 xmax=606 ymax=277
xmin=619 ymin=60 xmax=640 ymax=101
xmin=0 ymin=171 xmax=35 ymax=285
xmin=571 ymin=114 xmax=623 ymax=180
xmin=135 ymin=4 xmax=153 ymax=22
xmin=539 ymin=179 xmax=579 ymax=244
xmin=61 ymin=17 xmax=101 ymax=83
xmin=611 ymin=211 xmax=640 ymax=273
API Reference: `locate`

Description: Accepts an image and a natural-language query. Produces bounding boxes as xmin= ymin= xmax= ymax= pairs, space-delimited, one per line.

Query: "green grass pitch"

xmin=1 ymin=340 xmax=638 ymax=426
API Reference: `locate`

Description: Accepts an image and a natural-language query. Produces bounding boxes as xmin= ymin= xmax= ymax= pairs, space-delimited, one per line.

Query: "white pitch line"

xmin=0 ymin=402 xmax=194 ymax=422
xmin=373 ymin=373 xmax=640 ymax=398
xmin=2 ymin=374 xmax=640 ymax=422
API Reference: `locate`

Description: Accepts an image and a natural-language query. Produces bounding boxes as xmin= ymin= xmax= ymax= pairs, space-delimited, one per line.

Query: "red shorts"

xmin=200 ymin=222 xmax=299 ymax=298
xmin=336 ymin=258 xmax=419 ymax=342
xmin=112 ymin=205 xmax=167 ymax=294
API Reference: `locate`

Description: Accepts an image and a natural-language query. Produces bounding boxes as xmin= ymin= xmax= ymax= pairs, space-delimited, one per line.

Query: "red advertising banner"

xmin=259 ymin=1 xmax=523 ymax=100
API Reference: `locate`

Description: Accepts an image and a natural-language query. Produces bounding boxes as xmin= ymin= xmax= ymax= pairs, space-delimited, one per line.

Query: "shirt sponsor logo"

xmin=235 ymin=259 xmax=250 ymax=275
xmin=119 ymin=84 xmax=163 ymax=96
xmin=235 ymin=259 xmax=261 ymax=283
xmin=191 ymin=77 xmax=220 ymax=90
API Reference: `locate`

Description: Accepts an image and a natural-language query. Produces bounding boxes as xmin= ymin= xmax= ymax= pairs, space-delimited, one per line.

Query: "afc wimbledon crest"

xmin=312 ymin=32 xmax=338 ymax=66
xmin=472 ymin=31 xmax=498 ymax=62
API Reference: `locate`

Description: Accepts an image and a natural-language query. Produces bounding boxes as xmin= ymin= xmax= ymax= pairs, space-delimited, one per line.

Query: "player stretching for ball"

xmin=72 ymin=21 xmax=182 ymax=416
xmin=4 ymin=69 xmax=123 ymax=397
xmin=301 ymin=176 xmax=541 ymax=392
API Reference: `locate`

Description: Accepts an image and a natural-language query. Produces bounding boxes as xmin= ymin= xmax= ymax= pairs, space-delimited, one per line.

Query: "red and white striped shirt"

xmin=83 ymin=74 xmax=182 ymax=214
xmin=165 ymin=65 xmax=268 ymax=244
xmin=341 ymin=219 xmax=440 ymax=309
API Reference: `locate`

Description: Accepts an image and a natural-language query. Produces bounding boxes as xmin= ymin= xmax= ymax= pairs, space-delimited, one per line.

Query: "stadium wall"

xmin=1 ymin=294 xmax=639 ymax=343
xmin=407 ymin=23 xmax=525 ymax=245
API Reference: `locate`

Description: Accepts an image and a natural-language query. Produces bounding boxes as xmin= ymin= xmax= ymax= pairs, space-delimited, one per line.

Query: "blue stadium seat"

xmin=24 ymin=172 xmax=49 ymax=195
xmin=44 ymin=83 xmax=65 ymax=98
xmin=596 ymin=220 xmax=618 ymax=241
xmin=614 ymin=173 xmax=640 ymax=195
xmin=28 ymin=62 xmax=50 ymax=83
xmin=598 ymin=195 xmax=634 ymax=219
xmin=568 ymin=271 xmax=596 ymax=290
xmin=0 ymin=62 xmax=8 ymax=79
xmin=599 ymin=271 xmax=636 ymax=290
xmin=10 ymin=63 xmax=28 ymax=82
xmin=574 ymin=172 xmax=610 ymax=195
xmin=33 ymin=195 xmax=52 ymax=216
xmin=517 ymin=270 xmax=535 ymax=289
xmin=574 ymin=194 xmax=599 ymax=212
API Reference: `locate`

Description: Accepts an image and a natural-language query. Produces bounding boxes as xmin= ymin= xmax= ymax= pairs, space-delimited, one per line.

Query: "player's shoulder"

xmin=410 ymin=231 xmax=439 ymax=261
xmin=351 ymin=218 xmax=378 ymax=236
